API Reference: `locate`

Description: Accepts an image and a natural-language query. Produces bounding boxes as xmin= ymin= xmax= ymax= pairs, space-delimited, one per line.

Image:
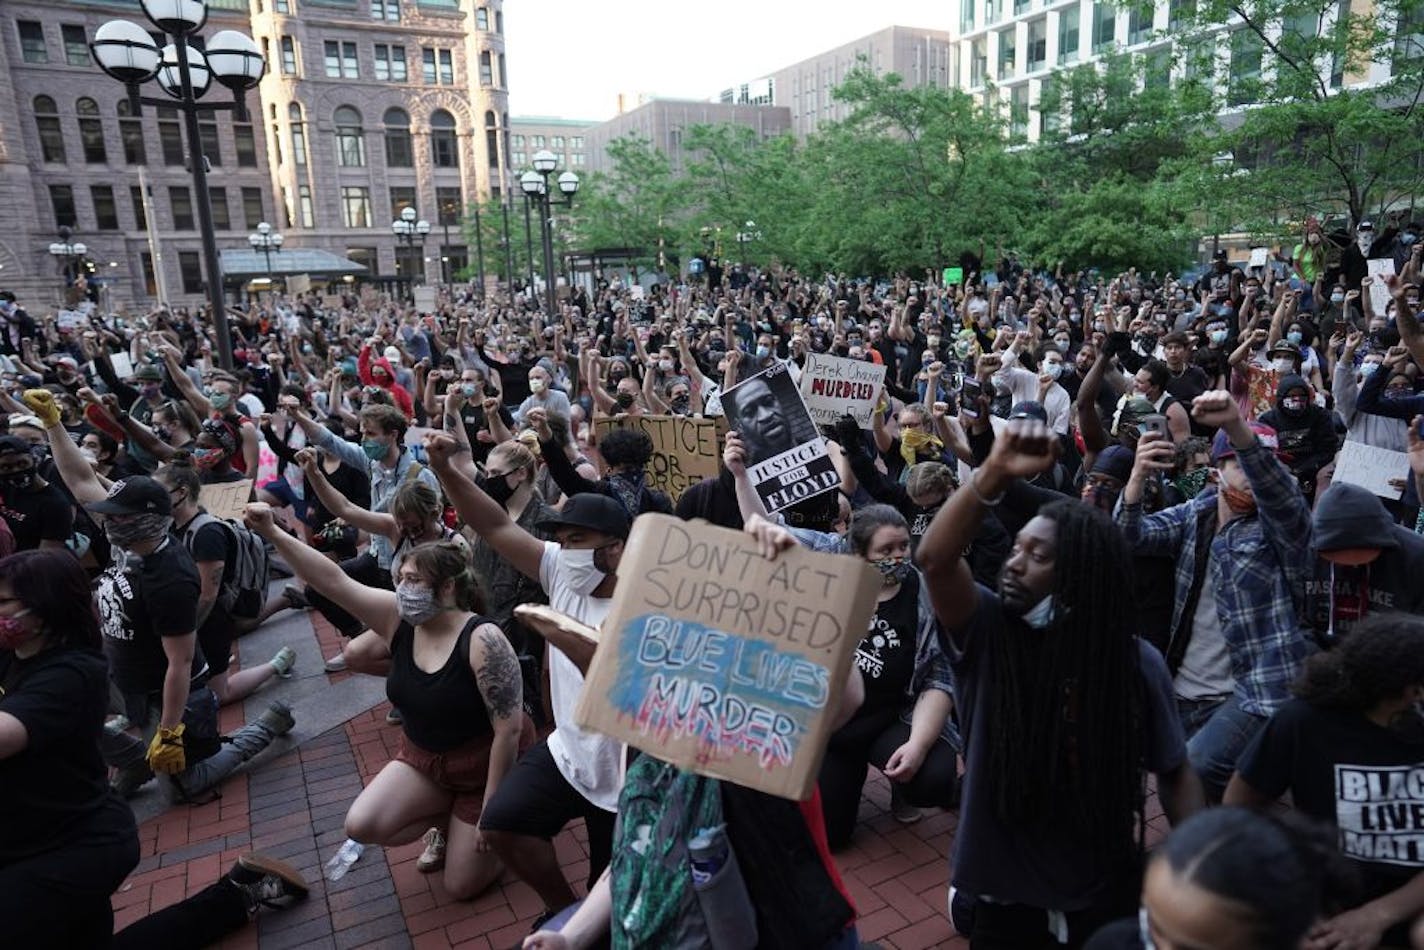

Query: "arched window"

xmin=289 ymin=103 xmax=308 ymax=166
xmin=76 ymin=97 xmax=107 ymax=164
xmin=335 ymin=106 xmax=365 ymax=167
xmin=33 ymin=96 xmax=65 ymax=163
xmin=430 ymin=109 xmax=458 ymax=169
xmin=117 ymin=99 xmax=146 ymax=165
xmin=485 ymin=110 xmax=498 ymax=169
xmin=384 ymin=107 xmax=412 ymax=167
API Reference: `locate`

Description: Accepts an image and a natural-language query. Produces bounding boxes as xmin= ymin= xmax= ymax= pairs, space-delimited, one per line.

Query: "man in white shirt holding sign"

xmin=425 ymin=434 xmax=627 ymax=925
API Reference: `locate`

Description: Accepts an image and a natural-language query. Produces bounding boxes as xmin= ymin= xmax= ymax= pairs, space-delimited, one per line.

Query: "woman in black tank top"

xmin=245 ymin=504 xmax=529 ymax=902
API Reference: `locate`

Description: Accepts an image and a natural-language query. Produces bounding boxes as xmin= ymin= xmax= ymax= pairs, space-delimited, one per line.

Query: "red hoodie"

xmin=358 ymin=345 xmax=414 ymax=419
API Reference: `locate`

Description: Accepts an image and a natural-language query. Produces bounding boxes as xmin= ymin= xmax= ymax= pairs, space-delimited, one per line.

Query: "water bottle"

xmin=325 ymin=838 xmax=365 ymax=882
xmin=688 ymin=825 xmax=757 ymax=949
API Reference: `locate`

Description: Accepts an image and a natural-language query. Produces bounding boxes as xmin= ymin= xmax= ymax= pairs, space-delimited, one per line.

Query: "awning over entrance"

xmin=219 ymin=248 xmax=368 ymax=281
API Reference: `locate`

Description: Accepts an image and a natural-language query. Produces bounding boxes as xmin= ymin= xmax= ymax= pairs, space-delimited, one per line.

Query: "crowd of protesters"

xmin=3 ymin=213 xmax=1424 ymax=949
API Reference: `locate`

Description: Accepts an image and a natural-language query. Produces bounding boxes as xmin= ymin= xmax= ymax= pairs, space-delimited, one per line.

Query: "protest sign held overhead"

xmin=799 ymin=352 xmax=886 ymax=428
xmin=593 ymin=414 xmax=724 ymax=501
xmin=575 ymin=514 xmax=881 ymax=800
xmin=1332 ymin=441 xmax=1409 ymax=499
xmin=721 ymin=363 xmax=838 ymax=514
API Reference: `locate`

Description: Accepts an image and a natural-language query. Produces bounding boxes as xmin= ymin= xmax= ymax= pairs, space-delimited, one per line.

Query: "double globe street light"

xmin=520 ymin=149 xmax=579 ymax=321
xmin=89 ymin=0 xmax=265 ymax=370
xmin=391 ymin=206 xmax=431 ymax=287
xmin=48 ymin=226 xmax=89 ymax=291
xmin=248 ymin=221 xmax=283 ymax=292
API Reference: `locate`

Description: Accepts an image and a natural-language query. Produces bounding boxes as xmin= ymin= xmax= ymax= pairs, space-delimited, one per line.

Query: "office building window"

xmin=117 ymin=100 xmax=146 ymax=165
xmin=289 ymin=103 xmax=308 ymax=166
xmin=242 ymin=187 xmax=264 ymax=229
xmin=280 ymin=36 xmax=297 ymax=75
xmin=430 ymin=110 xmax=458 ymax=168
xmin=335 ymin=106 xmax=365 ymax=166
xmin=512 ymin=150 xmax=525 ymax=166
xmin=1169 ymin=0 xmax=1195 ymax=30
xmin=423 ymin=48 xmax=454 ymax=84
xmin=388 ymin=186 xmax=416 ymax=217
xmin=62 ymin=24 xmax=90 ymax=65
xmin=530 ymin=135 xmax=545 ymax=148
xmin=275 ymin=0 xmax=290 ymax=11
xmin=479 ymin=50 xmax=492 ymax=85
xmin=75 ymin=98 xmax=107 ymax=164
xmin=476 ymin=7 xmax=488 ymax=29
xmin=131 ymin=185 xmax=148 ymax=230
xmin=297 ymin=184 xmax=314 ymax=227
xmin=495 ymin=10 xmax=502 ymax=32
xmin=1128 ymin=5 xmax=1154 ymax=44
xmin=374 ymin=43 xmax=406 ymax=81
xmin=551 ymin=135 xmax=565 ymax=149
xmin=384 ymin=108 xmax=413 ymax=166
xmin=158 ymin=107 xmax=184 ymax=165
xmin=33 ymin=96 xmax=65 ymax=163
xmin=571 ymin=136 xmax=584 ymax=149
xmin=960 ymin=0 xmax=975 ymax=33
xmin=91 ymin=186 xmax=119 ymax=230
xmin=572 ymin=153 xmax=585 ymax=166
xmin=512 ymin=134 xmax=524 ymax=147
xmin=209 ymin=187 xmax=230 ymax=230
xmin=1228 ymin=30 xmax=1263 ymax=104
xmin=18 ymin=21 xmax=47 ymax=63
xmin=436 ymin=187 xmax=461 ymax=224
xmin=1093 ymin=2 xmax=1116 ymax=52
xmin=998 ymin=28 xmax=1016 ymax=77
xmin=986 ymin=0 xmax=1000 ymax=25
xmin=1059 ymin=6 xmax=1081 ymax=64
xmin=440 ymin=49 xmax=453 ymax=84
xmin=325 ymin=40 xmax=357 ymax=78
xmin=1027 ymin=18 xmax=1047 ymax=71
xmin=422 ymin=48 xmax=436 ymax=83
xmin=341 ymin=186 xmax=372 ymax=228
xmin=498 ymin=53 xmax=506 ymax=87
xmin=170 ymin=187 xmax=194 ymax=230
xmin=50 ymin=185 xmax=77 ymax=227
xmin=141 ymin=252 xmax=157 ymax=297
xmin=234 ymin=124 xmax=257 ymax=166
xmin=485 ymin=111 xmax=499 ymax=168
xmin=198 ymin=116 xmax=221 ymax=166
xmin=1010 ymin=84 xmax=1030 ymax=137
xmin=371 ymin=0 xmax=399 ymax=20
xmin=179 ymin=252 xmax=203 ymax=294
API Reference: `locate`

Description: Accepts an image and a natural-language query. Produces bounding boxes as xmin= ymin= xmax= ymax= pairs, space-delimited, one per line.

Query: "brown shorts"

xmin=395 ymin=715 xmax=536 ymax=825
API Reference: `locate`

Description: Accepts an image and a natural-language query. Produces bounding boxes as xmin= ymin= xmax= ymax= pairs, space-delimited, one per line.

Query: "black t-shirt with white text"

xmin=96 ymin=537 xmax=204 ymax=694
xmin=856 ymin=574 xmax=919 ymax=715
xmin=1238 ymin=697 xmax=1424 ymax=901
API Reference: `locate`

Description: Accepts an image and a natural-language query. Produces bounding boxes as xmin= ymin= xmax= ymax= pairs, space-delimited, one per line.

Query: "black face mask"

xmin=615 ymin=392 xmax=635 ymax=408
xmin=0 ymin=468 xmax=35 ymax=491
xmin=479 ymin=470 xmax=516 ymax=507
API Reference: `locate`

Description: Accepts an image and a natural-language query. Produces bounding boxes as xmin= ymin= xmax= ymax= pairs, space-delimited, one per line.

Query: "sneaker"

xmin=269 ymin=646 xmax=297 ymax=679
xmin=890 ymin=784 xmax=923 ymax=825
xmin=228 ymin=852 xmax=309 ymax=912
xmin=282 ymin=585 xmax=310 ymax=611
xmin=385 ymin=707 xmax=403 ymax=726
xmin=323 ymin=652 xmax=347 ymax=673
xmin=257 ymin=701 xmax=295 ymax=737
xmin=111 ymin=761 xmax=154 ymax=798
xmin=416 ymin=827 xmax=446 ymax=873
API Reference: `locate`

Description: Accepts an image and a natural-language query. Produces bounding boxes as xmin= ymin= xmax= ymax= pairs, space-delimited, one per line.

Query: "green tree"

xmin=462 ymin=197 xmax=539 ymax=290
xmin=566 ymin=134 xmax=681 ymax=277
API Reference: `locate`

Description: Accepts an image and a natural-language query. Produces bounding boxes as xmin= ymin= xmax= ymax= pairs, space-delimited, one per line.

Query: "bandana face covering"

xmin=1172 ymin=468 xmax=1210 ymax=499
xmin=900 ymin=426 xmax=944 ymax=469
xmin=104 ymin=513 xmax=173 ymax=549
xmin=1220 ymin=484 xmax=1257 ymax=515
xmin=872 ymin=556 xmax=913 ymax=586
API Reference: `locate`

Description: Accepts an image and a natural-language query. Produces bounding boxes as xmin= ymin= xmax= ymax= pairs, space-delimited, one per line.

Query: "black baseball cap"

xmin=1008 ymin=401 xmax=1048 ymax=423
xmin=86 ymin=476 xmax=172 ymax=516
xmin=0 ymin=436 xmax=31 ymax=458
xmin=539 ymin=493 xmax=630 ymax=539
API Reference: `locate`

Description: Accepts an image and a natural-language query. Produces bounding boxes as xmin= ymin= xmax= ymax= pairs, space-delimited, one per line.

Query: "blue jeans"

xmin=1176 ymin=694 xmax=1266 ymax=802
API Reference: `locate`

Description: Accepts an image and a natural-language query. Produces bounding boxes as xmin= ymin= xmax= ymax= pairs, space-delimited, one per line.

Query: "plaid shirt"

xmin=1115 ymin=440 xmax=1313 ymax=716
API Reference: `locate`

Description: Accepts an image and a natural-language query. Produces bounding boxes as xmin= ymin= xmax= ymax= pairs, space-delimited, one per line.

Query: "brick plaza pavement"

xmin=108 ymin=604 xmax=1171 ymax=949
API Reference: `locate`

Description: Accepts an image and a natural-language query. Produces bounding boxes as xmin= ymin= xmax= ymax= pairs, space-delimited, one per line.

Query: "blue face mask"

xmin=361 ymin=438 xmax=388 ymax=461
xmin=1287 ymin=331 xmax=1303 ymax=345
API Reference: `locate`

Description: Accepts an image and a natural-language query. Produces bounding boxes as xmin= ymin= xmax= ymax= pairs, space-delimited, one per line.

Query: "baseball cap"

xmin=1008 ymin=401 xmax=1048 ymax=423
xmin=1358 ymin=219 xmax=1375 ymax=230
xmin=1269 ymin=340 xmax=1300 ymax=358
xmin=1212 ymin=249 xmax=1228 ymax=261
xmin=0 ymin=435 xmax=32 ymax=458
xmin=539 ymin=493 xmax=630 ymax=540
xmin=131 ymin=364 xmax=163 ymax=382
xmin=85 ymin=476 xmax=172 ymax=516
xmin=1211 ymin=422 xmax=1279 ymax=464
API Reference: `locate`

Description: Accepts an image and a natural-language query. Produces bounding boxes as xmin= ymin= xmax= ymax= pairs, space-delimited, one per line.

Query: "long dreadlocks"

xmin=984 ymin=499 xmax=1145 ymax=871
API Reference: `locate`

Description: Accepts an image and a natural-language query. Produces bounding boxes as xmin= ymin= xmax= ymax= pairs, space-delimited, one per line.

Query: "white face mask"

xmin=1021 ymin=594 xmax=1056 ymax=629
xmin=1359 ymin=361 xmax=1381 ymax=378
xmin=558 ymin=546 xmax=606 ymax=596
xmin=529 ymin=378 xmax=546 ymax=394
xmin=1043 ymin=362 xmax=1063 ymax=380
xmin=1272 ymin=358 xmax=1295 ymax=374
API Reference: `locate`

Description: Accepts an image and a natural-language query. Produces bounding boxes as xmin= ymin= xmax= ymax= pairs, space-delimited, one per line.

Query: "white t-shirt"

xmin=539 ymin=540 xmax=624 ymax=812
xmin=1175 ymin=548 xmax=1235 ymax=701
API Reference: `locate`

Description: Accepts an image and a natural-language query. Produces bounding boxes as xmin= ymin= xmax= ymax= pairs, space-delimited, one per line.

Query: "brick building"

xmin=0 ymin=0 xmax=511 ymax=310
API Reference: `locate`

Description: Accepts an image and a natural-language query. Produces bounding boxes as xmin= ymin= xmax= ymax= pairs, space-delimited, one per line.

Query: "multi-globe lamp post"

xmin=247 ymin=221 xmax=283 ymax=295
xmin=48 ymin=226 xmax=89 ymax=292
xmin=519 ymin=149 xmax=579 ymax=321
xmin=89 ymin=0 xmax=265 ymax=370
xmin=391 ymin=206 xmax=431 ymax=287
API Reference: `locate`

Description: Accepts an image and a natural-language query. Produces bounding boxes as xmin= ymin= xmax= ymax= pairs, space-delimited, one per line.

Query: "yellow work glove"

xmin=146 ymin=723 xmax=187 ymax=774
xmin=22 ymin=389 xmax=61 ymax=428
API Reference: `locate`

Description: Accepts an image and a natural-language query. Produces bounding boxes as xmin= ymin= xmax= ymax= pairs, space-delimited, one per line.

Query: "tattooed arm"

xmin=472 ymin=623 xmax=523 ymax=849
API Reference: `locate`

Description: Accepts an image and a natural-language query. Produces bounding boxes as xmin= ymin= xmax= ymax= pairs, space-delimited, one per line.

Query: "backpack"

xmin=183 ymin=511 xmax=270 ymax=618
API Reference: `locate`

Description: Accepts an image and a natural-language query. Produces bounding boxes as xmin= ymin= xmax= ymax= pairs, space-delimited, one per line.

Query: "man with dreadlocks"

xmin=918 ymin=418 xmax=1201 ymax=949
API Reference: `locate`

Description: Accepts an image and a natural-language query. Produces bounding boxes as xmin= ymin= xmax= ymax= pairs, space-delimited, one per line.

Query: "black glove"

xmin=834 ymin=414 xmax=863 ymax=455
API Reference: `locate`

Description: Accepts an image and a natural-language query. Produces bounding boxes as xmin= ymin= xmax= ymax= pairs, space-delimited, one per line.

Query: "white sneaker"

xmin=270 ymin=647 xmax=297 ymax=678
xmin=323 ymin=652 xmax=347 ymax=673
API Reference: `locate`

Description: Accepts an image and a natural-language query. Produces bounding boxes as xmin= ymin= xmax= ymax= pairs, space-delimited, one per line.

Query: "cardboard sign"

xmin=56 ymin=309 xmax=85 ymax=331
xmin=515 ymin=603 xmax=599 ymax=646
xmin=574 ymin=514 xmax=881 ymax=800
xmin=1248 ymin=247 xmax=1269 ymax=269
xmin=202 ymin=479 xmax=254 ymax=521
xmin=1367 ymin=259 xmax=1396 ymax=317
xmin=109 ymin=352 xmax=134 ymax=379
xmin=943 ymin=266 xmax=963 ymax=286
xmin=720 ymin=363 xmax=838 ymax=514
xmin=799 ymin=352 xmax=887 ymax=429
xmin=412 ymin=286 xmax=437 ymax=313
xmin=1332 ymin=441 xmax=1408 ymax=499
xmin=287 ymin=274 xmax=311 ymax=296
xmin=322 ymin=294 xmax=343 ymax=309
xmin=593 ymin=414 xmax=724 ymax=501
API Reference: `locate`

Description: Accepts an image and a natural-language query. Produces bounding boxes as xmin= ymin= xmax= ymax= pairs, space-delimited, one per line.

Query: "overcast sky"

xmin=502 ymin=0 xmax=949 ymax=121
